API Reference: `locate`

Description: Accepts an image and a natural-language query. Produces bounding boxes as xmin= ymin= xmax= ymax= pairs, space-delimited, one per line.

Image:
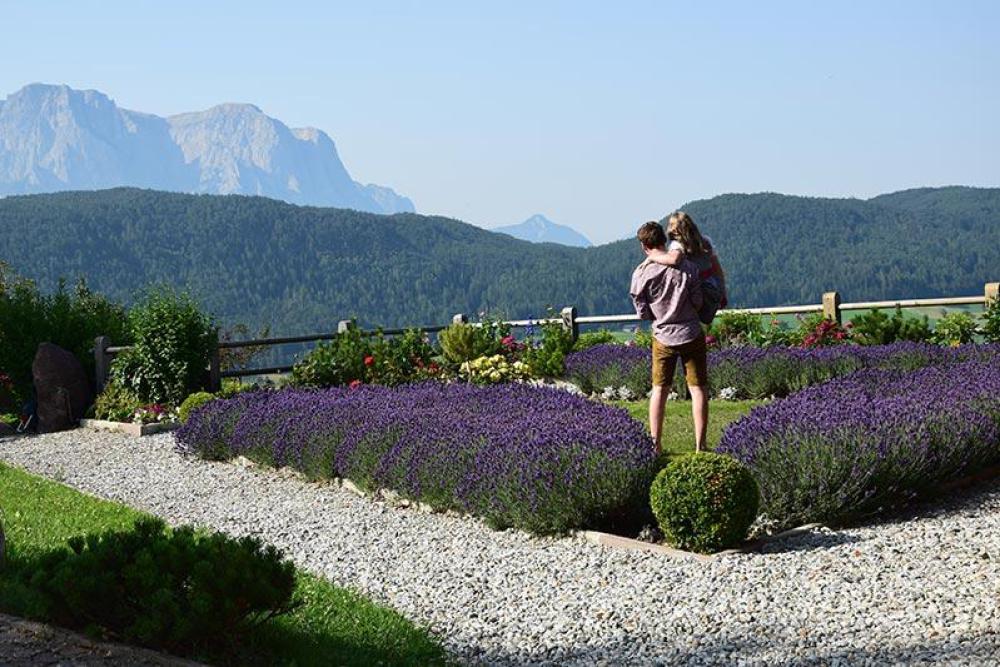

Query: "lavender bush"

xmin=566 ymin=341 xmax=999 ymax=400
xmin=717 ymin=358 xmax=1000 ymax=530
xmin=176 ymin=382 xmax=656 ymax=534
xmin=563 ymin=344 xmax=650 ymax=397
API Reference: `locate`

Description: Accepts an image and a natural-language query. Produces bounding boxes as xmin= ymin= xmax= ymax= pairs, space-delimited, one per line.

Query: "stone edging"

xmin=80 ymin=419 xmax=181 ymax=437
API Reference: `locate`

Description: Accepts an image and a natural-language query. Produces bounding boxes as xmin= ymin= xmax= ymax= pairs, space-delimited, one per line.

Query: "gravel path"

xmin=2 ymin=430 xmax=999 ymax=665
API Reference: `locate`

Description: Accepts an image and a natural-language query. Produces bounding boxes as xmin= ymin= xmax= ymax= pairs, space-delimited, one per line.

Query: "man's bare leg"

xmin=689 ymin=385 xmax=709 ymax=451
xmin=649 ymin=384 xmax=669 ymax=453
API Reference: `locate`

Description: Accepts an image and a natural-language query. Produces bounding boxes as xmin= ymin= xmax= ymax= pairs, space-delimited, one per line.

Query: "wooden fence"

xmin=94 ymin=281 xmax=999 ymax=394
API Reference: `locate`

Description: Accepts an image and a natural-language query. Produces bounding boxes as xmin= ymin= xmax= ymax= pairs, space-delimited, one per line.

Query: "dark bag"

xmin=699 ymin=279 xmax=723 ymax=325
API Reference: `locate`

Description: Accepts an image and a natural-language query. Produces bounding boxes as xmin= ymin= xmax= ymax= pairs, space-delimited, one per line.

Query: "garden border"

xmin=80 ymin=419 xmax=181 ymax=438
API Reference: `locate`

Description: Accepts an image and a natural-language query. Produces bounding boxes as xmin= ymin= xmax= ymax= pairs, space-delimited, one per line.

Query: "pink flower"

xmin=349 ymin=379 xmax=362 ymax=389
xmin=364 ymin=355 xmax=375 ymax=367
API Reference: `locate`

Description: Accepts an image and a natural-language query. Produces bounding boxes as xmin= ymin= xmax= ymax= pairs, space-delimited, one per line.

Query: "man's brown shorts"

xmin=651 ymin=334 xmax=708 ymax=387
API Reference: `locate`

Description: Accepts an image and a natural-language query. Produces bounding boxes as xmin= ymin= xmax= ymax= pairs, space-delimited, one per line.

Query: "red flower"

xmin=363 ymin=355 xmax=375 ymax=367
xmin=349 ymin=379 xmax=362 ymax=389
xmin=705 ymin=334 xmax=718 ymax=346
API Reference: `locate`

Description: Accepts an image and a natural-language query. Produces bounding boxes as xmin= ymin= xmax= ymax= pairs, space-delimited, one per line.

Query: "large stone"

xmin=32 ymin=343 xmax=92 ymax=434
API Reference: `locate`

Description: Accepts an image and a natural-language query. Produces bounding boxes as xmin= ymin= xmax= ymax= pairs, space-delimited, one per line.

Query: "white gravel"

xmin=2 ymin=430 xmax=999 ymax=665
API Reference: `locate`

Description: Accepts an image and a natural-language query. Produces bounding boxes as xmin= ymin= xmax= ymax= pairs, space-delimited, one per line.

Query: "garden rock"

xmin=0 ymin=422 xmax=14 ymax=438
xmin=32 ymin=343 xmax=92 ymax=433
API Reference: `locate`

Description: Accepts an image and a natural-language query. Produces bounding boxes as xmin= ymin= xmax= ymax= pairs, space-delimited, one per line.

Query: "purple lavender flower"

xmin=177 ymin=382 xmax=656 ymax=534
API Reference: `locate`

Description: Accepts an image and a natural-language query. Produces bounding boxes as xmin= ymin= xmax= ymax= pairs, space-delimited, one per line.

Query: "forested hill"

xmin=0 ymin=187 xmax=996 ymax=333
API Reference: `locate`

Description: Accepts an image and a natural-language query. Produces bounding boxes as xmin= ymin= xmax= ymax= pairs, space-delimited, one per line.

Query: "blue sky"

xmin=2 ymin=1 xmax=997 ymax=243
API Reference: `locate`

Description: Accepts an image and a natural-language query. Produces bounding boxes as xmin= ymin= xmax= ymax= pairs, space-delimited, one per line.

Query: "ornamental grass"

xmin=716 ymin=358 xmax=1000 ymax=530
xmin=176 ymin=382 xmax=656 ymax=534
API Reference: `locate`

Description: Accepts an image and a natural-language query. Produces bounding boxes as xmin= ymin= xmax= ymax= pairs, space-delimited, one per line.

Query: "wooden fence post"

xmin=561 ymin=306 xmax=579 ymax=342
xmin=94 ymin=335 xmax=111 ymax=394
xmin=452 ymin=313 xmax=467 ymax=325
xmin=822 ymin=292 xmax=842 ymax=325
xmin=208 ymin=329 xmax=221 ymax=393
xmin=987 ymin=282 xmax=999 ymax=307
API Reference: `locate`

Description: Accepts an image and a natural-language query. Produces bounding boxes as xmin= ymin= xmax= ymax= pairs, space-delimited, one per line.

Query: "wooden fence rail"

xmin=94 ymin=281 xmax=999 ymax=394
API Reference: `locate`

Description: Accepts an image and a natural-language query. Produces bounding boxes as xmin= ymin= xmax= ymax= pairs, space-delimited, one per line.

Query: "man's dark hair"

xmin=637 ymin=221 xmax=667 ymax=248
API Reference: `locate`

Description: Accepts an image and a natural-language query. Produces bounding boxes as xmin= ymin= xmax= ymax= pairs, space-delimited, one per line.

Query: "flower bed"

xmin=176 ymin=382 xmax=656 ymax=534
xmin=716 ymin=358 xmax=1000 ymax=530
xmin=565 ymin=341 xmax=1000 ymax=399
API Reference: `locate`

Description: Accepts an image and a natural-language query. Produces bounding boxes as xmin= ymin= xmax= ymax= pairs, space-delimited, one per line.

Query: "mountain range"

xmin=0 ymin=83 xmax=413 ymax=214
xmin=493 ymin=214 xmax=592 ymax=247
xmin=0 ymin=186 xmax=996 ymax=339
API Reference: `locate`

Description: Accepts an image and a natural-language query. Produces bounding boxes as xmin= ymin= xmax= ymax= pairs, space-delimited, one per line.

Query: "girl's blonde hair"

xmin=666 ymin=211 xmax=709 ymax=257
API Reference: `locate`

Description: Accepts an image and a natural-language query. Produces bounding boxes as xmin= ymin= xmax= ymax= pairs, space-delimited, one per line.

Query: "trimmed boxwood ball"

xmin=178 ymin=391 xmax=216 ymax=422
xmin=650 ymin=452 xmax=759 ymax=554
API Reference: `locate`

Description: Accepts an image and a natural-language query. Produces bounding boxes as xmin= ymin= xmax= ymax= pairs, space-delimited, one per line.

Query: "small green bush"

xmin=523 ymin=314 xmax=575 ymax=378
xmin=709 ymin=311 xmax=764 ymax=347
xmin=438 ymin=322 xmax=500 ymax=364
xmin=110 ymin=287 xmax=215 ymax=404
xmin=850 ymin=307 xmax=932 ymax=345
xmin=933 ymin=311 xmax=978 ymax=346
xmin=649 ymin=452 xmax=759 ymax=553
xmin=981 ymin=298 xmax=1000 ymax=343
xmin=22 ymin=517 xmax=296 ymax=658
xmin=93 ymin=383 xmax=143 ymax=422
xmin=179 ymin=392 xmax=216 ymax=422
xmin=573 ymin=330 xmax=618 ymax=351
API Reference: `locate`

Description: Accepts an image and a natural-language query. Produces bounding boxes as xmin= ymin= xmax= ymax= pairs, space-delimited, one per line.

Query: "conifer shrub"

xmin=22 ymin=517 xmax=296 ymax=658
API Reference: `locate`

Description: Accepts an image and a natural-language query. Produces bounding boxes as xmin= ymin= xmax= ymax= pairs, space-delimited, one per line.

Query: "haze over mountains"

xmin=0 ymin=83 xmax=413 ymax=214
xmin=493 ymin=214 xmax=592 ymax=247
xmin=0 ymin=186 xmax=996 ymax=337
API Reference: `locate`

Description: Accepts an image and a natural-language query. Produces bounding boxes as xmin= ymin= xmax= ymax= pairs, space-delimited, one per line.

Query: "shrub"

xmin=110 ymin=287 xmax=215 ymax=405
xmin=179 ymin=392 xmax=216 ymax=422
xmin=291 ymin=326 xmax=439 ymax=388
xmin=177 ymin=383 xmax=656 ymax=534
xmin=850 ymin=307 xmax=932 ymax=345
xmin=0 ymin=264 xmax=130 ymax=397
xmin=522 ymin=315 xmax=575 ymax=378
xmin=983 ymin=297 xmax=1000 ymax=343
xmin=933 ymin=311 xmax=979 ymax=346
xmin=717 ymin=356 xmax=1000 ymax=530
xmin=798 ymin=317 xmax=852 ymax=348
xmin=649 ymin=452 xmax=759 ymax=553
xmin=458 ymin=354 xmax=531 ymax=385
xmin=563 ymin=344 xmax=650 ymax=397
xmin=573 ymin=330 xmax=618 ymax=351
xmin=22 ymin=517 xmax=296 ymax=657
xmin=93 ymin=383 xmax=143 ymax=422
xmin=708 ymin=311 xmax=764 ymax=347
xmin=437 ymin=322 xmax=500 ymax=364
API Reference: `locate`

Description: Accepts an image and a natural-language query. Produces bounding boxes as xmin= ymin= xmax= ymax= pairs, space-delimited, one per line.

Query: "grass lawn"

xmin=0 ymin=462 xmax=447 ymax=666
xmin=615 ymin=399 xmax=762 ymax=457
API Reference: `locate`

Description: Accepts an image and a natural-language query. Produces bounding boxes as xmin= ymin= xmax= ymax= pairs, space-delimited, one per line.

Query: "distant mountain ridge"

xmin=0 ymin=83 xmax=413 ymax=214
xmin=0 ymin=186 xmax=996 ymax=337
xmin=493 ymin=214 xmax=592 ymax=247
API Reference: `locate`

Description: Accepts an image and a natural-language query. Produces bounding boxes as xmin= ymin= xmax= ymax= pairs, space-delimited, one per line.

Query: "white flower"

xmin=618 ymin=385 xmax=636 ymax=401
xmin=600 ymin=386 xmax=617 ymax=400
xmin=718 ymin=386 xmax=738 ymax=400
xmin=666 ymin=391 xmax=679 ymax=401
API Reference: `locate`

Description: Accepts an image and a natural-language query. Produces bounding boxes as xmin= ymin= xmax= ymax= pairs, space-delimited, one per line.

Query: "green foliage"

xmin=709 ymin=311 xmax=764 ymax=346
xmin=980 ymin=298 xmax=1000 ymax=343
xmin=438 ymin=322 xmax=502 ymax=364
xmin=4 ymin=187 xmax=998 ymax=342
xmin=933 ymin=311 xmax=979 ymax=345
xmin=92 ymin=383 xmax=143 ymax=422
xmin=573 ymin=330 xmax=618 ymax=351
xmin=632 ymin=327 xmax=653 ymax=349
xmin=649 ymin=452 xmax=759 ymax=553
xmin=0 ymin=263 xmax=130 ymax=396
xmin=522 ymin=316 xmax=575 ymax=378
xmin=109 ymin=287 xmax=215 ymax=404
xmin=850 ymin=307 xmax=932 ymax=345
xmin=179 ymin=392 xmax=216 ymax=423
xmin=291 ymin=325 xmax=439 ymax=388
xmin=20 ymin=517 xmax=296 ymax=657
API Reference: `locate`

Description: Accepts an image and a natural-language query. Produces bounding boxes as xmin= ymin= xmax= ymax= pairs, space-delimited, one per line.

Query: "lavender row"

xmin=564 ymin=342 xmax=1000 ymax=399
xmin=716 ymin=358 xmax=1000 ymax=530
xmin=175 ymin=382 xmax=657 ymax=534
